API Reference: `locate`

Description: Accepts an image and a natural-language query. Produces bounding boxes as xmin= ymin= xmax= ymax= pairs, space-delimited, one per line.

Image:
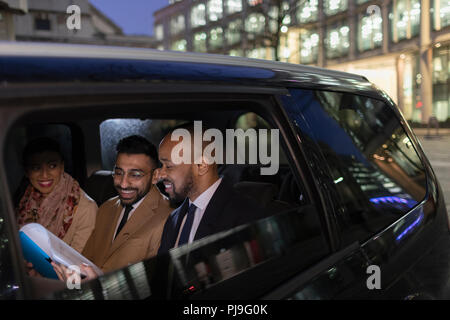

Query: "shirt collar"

xmin=189 ymin=177 xmax=222 ymax=211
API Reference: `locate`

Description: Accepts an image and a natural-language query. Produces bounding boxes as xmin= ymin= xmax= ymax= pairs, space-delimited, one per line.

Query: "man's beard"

xmin=165 ymin=171 xmax=194 ymax=208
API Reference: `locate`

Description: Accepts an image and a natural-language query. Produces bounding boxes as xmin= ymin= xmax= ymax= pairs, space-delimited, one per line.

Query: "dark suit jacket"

xmin=158 ymin=178 xmax=266 ymax=253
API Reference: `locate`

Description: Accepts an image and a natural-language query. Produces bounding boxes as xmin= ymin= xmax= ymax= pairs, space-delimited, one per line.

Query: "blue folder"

xmin=19 ymin=231 xmax=58 ymax=279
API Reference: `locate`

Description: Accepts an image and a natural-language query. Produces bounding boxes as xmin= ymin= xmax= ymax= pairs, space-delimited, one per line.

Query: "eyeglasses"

xmin=112 ymin=167 xmax=153 ymax=182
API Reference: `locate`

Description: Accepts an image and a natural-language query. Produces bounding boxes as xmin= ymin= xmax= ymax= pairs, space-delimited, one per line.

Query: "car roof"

xmin=0 ymin=41 xmax=377 ymax=95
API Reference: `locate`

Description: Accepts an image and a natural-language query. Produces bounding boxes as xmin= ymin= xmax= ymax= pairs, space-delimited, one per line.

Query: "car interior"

xmin=2 ymin=95 xmax=327 ymax=297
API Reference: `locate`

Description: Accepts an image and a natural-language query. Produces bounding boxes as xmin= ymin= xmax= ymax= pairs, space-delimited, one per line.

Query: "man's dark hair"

xmin=22 ymin=137 xmax=63 ymax=167
xmin=116 ymin=135 xmax=158 ymax=164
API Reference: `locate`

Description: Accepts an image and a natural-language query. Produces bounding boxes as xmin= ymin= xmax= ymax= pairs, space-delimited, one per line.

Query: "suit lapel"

xmin=194 ymin=179 xmax=231 ymax=240
xmin=107 ymin=186 xmax=160 ymax=257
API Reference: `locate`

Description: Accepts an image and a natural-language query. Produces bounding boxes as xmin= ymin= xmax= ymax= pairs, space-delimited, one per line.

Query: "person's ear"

xmin=196 ymin=157 xmax=209 ymax=176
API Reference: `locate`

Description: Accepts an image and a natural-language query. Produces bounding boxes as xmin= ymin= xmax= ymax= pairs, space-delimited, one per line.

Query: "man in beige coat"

xmin=54 ymin=135 xmax=171 ymax=278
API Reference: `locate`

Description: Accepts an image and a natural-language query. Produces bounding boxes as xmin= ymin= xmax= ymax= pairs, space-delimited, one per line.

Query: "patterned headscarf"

xmin=16 ymin=172 xmax=81 ymax=239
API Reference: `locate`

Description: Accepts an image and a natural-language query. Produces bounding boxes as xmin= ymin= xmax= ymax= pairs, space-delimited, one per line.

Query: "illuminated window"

xmin=432 ymin=0 xmax=450 ymax=30
xmin=229 ymin=49 xmax=244 ymax=56
xmin=209 ymin=27 xmax=223 ymax=50
xmin=226 ymin=19 xmax=242 ymax=45
xmin=245 ymin=13 xmax=265 ymax=34
xmin=193 ymin=32 xmax=207 ymax=52
xmin=155 ymin=24 xmax=164 ymax=41
xmin=226 ymin=0 xmax=242 ymax=14
xmin=358 ymin=11 xmax=383 ymax=51
xmin=191 ymin=3 xmax=206 ymax=27
xmin=325 ymin=23 xmax=350 ymax=58
xmin=171 ymin=39 xmax=187 ymax=51
xmin=299 ymin=29 xmax=319 ymax=64
xmin=170 ymin=14 xmax=185 ymax=35
xmin=208 ymin=0 xmax=223 ymax=21
xmin=296 ymin=0 xmax=318 ymax=23
xmin=389 ymin=0 xmax=420 ymax=42
xmin=247 ymin=47 xmax=275 ymax=60
xmin=324 ymin=0 xmax=348 ymax=16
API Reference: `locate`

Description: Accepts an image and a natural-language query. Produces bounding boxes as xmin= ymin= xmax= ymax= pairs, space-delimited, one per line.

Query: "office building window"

xmin=299 ymin=29 xmax=319 ymax=64
xmin=208 ymin=0 xmax=223 ymax=21
xmin=389 ymin=0 xmax=420 ymax=42
xmin=170 ymin=14 xmax=185 ymax=35
xmin=226 ymin=19 xmax=242 ymax=45
xmin=229 ymin=49 xmax=244 ymax=56
xmin=171 ymin=39 xmax=187 ymax=51
xmin=358 ymin=11 xmax=383 ymax=51
xmin=296 ymin=0 xmax=318 ymax=24
xmin=432 ymin=0 xmax=450 ymax=30
xmin=226 ymin=0 xmax=242 ymax=14
xmin=209 ymin=26 xmax=223 ymax=50
xmin=325 ymin=23 xmax=350 ymax=58
xmin=193 ymin=32 xmax=207 ymax=52
xmin=432 ymin=44 xmax=450 ymax=121
xmin=247 ymin=47 xmax=274 ymax=60
xmin=35 ymin=13 xmax=51 ymax=31
xmin=155 ymin=24 xmax=164 ymax=41
xmin=245 ymin=13 xmax=265 ymax=34
xmin=324 ymin=0 xmax=348 ymax=16
xmin=191 ymin=3 xmax=206 ymax=27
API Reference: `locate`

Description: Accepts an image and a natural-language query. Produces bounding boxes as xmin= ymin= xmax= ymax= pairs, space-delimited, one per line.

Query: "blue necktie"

xmin=178 ymin=203 xmax=197 ymax=246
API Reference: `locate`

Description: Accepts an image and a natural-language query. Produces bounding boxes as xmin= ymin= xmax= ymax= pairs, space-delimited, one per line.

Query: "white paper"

xmin=20 ymin=223 xmax=103 ymax=276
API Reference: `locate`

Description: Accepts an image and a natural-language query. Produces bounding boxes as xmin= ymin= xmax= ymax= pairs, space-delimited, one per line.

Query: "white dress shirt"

xmin=175 ymin=178 xmax=223 ymax=247
xmin=112 ymin=195 xmax=146 ymax=243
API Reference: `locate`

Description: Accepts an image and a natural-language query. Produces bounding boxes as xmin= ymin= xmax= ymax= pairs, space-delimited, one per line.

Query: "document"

xmin=20 ymin=223 xmax=103 ymax=279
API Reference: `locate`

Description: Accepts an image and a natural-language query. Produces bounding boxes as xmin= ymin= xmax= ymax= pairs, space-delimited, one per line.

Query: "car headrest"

xmin=84 ymin=170 xmax=117 ymax=206
xmin=233 ymin=181 xmax=278 ymax=207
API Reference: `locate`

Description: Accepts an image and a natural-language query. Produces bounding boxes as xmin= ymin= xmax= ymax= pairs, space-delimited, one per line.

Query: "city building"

xmin=7 ymin=0 xmax=155 ymax=48
xmin=153 ymin=0 xmax=450 ymax=124
xmin=0 ymin=0 xmax=28 ymax=40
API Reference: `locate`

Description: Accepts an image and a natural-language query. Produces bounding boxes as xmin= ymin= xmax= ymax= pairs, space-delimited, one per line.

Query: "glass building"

xmin=154 ymin=0 xmax=450 ymax=123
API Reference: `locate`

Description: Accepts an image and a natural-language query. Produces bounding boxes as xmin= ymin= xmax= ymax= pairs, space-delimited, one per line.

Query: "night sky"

xmin=89 ymin=0 xmax=168 ymax=36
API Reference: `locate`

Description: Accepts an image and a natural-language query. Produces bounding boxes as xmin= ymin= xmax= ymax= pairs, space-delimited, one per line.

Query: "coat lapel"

xmin=194 ymin=179 xmax=231 ymax=240
xmin=107 ymin=186 xmax=161 ymax=257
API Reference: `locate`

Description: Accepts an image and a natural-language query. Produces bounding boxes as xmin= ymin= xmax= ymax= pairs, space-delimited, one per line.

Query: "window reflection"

xmin=226 ymin=0 xmax=242 ymax=14
xmin=389 ymin=0 xmax=420 ymax=42
xmin=358 ymin=11 xmax=383 ymax=51
xmin=432 ymin=0 xmax=450 ymax=30
xmin=193 ymin=32 xmax=207 ymax=52
xmin=245 ymin=13 xmax=265 ymax=34
xmin=325 ymin=23 xmax=350 ymax=59
xmin=226 ymin=19 xmax=242 ymax=45
xmin=300 ymin=29 xmax=319 ymax=64
xmin=208 ymin=0 xmax=223 ymax=22
xmin=171 ymin=39 xmax=187 ymax=51
xmin=191 ymin=3 xmax=206 ymax=28
xmin=282 ymin=89 xmax=426 ymax=246
xmin=324 ymin=0 xmax=348 ymax=16
xmin=209 ymin=27 xmax=223 ymax=50
xmin=170 ymin=14 xmax=185 ymax=35
xmin=296 ymin=0 xmax=318 ymax=23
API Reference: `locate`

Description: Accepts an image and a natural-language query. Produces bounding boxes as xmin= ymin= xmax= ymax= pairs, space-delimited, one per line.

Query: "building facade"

xmin=7 ymin=0 xmax=155 ymax=48
xmin=154 ymin=0 xmax=450 ymax=124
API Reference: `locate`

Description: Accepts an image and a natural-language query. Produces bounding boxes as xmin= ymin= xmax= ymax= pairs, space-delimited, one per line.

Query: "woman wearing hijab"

xmin=16 ymin=137 xmax=97 ymax=253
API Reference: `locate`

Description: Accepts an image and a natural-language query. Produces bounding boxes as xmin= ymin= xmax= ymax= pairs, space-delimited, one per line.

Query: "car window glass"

xmin=281 ymin=89 xmax=427 ymax=246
